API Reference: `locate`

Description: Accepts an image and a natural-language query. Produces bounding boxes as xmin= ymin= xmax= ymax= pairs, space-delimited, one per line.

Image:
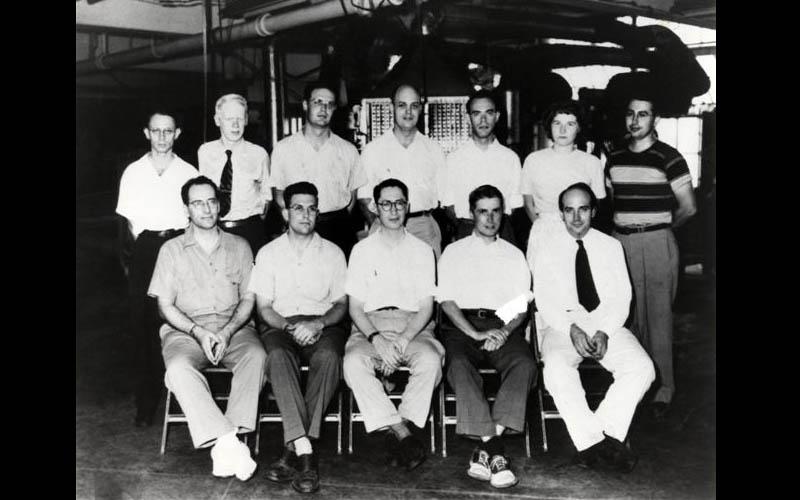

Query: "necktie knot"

xmin=225 ymin=149 xmax=232 ymax=158
xmin=577 ymin=239 xmax=584 ymax=248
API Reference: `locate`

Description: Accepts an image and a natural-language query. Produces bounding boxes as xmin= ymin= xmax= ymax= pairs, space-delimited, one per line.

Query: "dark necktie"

xmin=219 ymin=150 xmax=233 ymax=218
xmin=575 ymin=239 xmax=600 ymax=312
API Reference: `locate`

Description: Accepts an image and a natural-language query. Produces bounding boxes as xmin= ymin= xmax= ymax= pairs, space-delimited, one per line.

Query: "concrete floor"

xmin=77 ymin=217 xmax=715 ymax=499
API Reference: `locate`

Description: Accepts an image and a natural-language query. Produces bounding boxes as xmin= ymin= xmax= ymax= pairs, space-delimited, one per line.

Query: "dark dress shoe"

xmin=382 ymin=431 xmax=401 ymax=467
xmin=291 ymin=453 xmax=320 ymax=494
xmin=398 ymin=435 xmax=426 ymax=471
xmin=573 ymin=441 xmax=603 ymax=469
xmin=265 ymin=447 xmax=298 ymax=483
xmin=600 ymin=436 xmax=637 ymax=473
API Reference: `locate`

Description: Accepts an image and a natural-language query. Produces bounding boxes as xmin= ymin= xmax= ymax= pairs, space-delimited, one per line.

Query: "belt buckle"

xmin=477 ymin=309 xmax=489 ymax=319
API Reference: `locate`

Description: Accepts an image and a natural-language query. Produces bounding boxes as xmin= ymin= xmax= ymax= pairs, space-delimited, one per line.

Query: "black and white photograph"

xmin=76 ymin=0 xmax=716 ymax=498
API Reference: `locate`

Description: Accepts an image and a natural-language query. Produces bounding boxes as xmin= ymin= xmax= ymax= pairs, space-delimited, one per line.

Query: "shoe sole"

xmin=265 ymin=472 xmax=296 ymax=484
xmin=291 ymin=481 xmax=320 ymax=494
xmin=490 ymin=478 xmax=519 ymax=489
xmin=467 ymin=469 xmax=491 ymax=482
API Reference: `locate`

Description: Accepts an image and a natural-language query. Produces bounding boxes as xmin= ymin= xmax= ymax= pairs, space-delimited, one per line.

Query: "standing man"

xmin=198 ymin=93 xmax=271 ymax=254
xmin=343 ymin=178 xmax=444 ymax=470
xmin=249 ymin=182 xmax=348 ymax=494
xmin=357 ymin=84 xmax=447 ymax=258
xmin=148 ymin=176 xmax=267 ymax=480
xmin=605 ymin=94 xmax=697 ymax=420
xmin=437 ymin=185 xmax=536 ymax=489
xmin=442 ymin=91 xmax=522 ymax=245
xmin=116 ymin=110 xmax=198 ymax=427
xmin=269 ymin=81 xmax=365 ymax=258
xmin=533 ymin=182 xmax=655 ymax=472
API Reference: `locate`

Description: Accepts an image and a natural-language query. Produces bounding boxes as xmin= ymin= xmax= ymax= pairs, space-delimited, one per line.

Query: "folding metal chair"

xmin=254 ymin=364 xmax=344 ymax=456
xmin=159 ymin=367 xmax=248 ymax=454
xmin=437 ymin=304 xmax=533 ymax=458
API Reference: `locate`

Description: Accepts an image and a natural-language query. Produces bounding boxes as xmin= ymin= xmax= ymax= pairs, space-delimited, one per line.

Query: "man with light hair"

xmin=198 ymin=93 xmax=271 ymax=254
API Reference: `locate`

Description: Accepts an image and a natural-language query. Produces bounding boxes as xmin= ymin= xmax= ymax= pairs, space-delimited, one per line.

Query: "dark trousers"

xmin=440 ymin=314 xmax=537 ymax=437
xmin=221 ymin=215 xmax=267 ymax=256
xmin=261 ymin=315 xmax=347 ymax=444
xmin=315 ymin=208 xmax=356 ymax=260
xmin=129 ymin=230 xmax=182 ymax=421
xmin=455 ymin=214 xmax=517 ymax=246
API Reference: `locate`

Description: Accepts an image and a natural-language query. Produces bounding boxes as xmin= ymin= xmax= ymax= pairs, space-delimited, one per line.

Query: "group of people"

xmin=115 ymin=79 xmax=697 ymax=493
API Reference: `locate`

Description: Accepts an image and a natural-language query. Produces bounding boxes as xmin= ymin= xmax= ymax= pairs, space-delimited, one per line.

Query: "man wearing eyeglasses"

xmin=116 ymin=110 xmax=199 ymax=427
xmin=441 ymin=91 xmax=522 ymax=246
xmin=358 ymin=83 xmax=447 ymax=258
xmin=198 ymin=94 xmax=271 ymax=255
xmin=148 ymin=175 xmax=267 ymax=481
xmin=270 ymin=82 xmax=365 ymax=258
xmin=248 ymin=182 xmax=348 ymax=494
xmin=343 ymin=178 xmax=444 ymax=471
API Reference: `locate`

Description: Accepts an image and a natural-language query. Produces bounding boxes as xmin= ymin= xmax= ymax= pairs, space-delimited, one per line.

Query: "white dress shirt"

xmin=345 ymin=229 xmax=436 ymax=313
xmin=437 ymin=234 xmax=530 ymax=309
xmin=520 ymin=147 xmax=606 ymax=216
xmin=269 ymin=131 xmax=365 ymax=213
xmin=197 ymin=139 xmax=271 ymax=221
xmin=248 ymin=232 xmax=347 ymax=317
xmin=442 ymin=139 xmax=523 ymax=218
xmin=532 ymin=228 xmax=631 ymax=338
xmin=115 ymin=153 xmax=198 ymax=237
xmin=357 ymin=130 xmax=446 ymax=212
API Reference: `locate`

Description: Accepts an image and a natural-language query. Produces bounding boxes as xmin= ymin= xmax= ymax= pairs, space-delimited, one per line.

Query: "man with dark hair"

xmin=442 ymin=91 xmax=522 ymax=245
xmin=437 ymin=184 xmax=536 ymax=489
xmin=533 ymin=182 xmax=654 ymax=472
xmin=270 ymin=81 xmax=365 ymax=258
xmin=116 ymin=110 xmax=199 ymax=427
xmin=148 ymin=175 xmax=266 ymax=481
xmin=249 ymin=181 xmax=348 ymax=494
xmin=344 ymin=178 xmax=443 ymax=470
xmin=605 ymin=95 xmax=697 ymax=420
xmin=358 ymin=83 xmax=447 ymax=258
xmin=198 ymin=93 xmax=271 ymax=254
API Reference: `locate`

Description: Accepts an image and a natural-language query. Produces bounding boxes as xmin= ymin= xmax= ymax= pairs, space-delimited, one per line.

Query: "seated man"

xmin=532 ymin=182 xmax=655 ymax=472
xmin=343 ymin=178 xmax=444 ymax=470
xmin=148 ymin=176 xmax=267 ymax=481
xmin=249 ymin=182 xmax=348 ymax=494
xmin=437 ymin=184 xmax=537 ymax=489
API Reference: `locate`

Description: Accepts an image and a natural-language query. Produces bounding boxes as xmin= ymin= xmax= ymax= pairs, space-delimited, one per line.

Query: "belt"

xmin=220 ymin=215 xmax=259 ymax=229
xmin=407 ymin=209 xmax=432 ymax=218
xmin=614 ymin=223 xmax=671 ymax=235
xmin=143 ymin=228 xmax=184 ymax=239
xmin=461 ymin=308 xmax=496 ymax=319
xmin=376 ymin=306 xmax=399 ymax=311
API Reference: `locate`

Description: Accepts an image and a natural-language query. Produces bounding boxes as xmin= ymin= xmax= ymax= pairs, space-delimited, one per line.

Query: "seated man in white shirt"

xmin=343 ymin=178 xmax=444 ymax=471
xmin=532 ymin=182 xmax=655 ymax=472
xmin=249 ymin=181 xmax=348 ymax=494
xmin=438 ymin=184 xmax=537 ymax=489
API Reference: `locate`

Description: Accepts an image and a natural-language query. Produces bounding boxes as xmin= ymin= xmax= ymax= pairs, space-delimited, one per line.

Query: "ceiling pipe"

xmin=76 ymin=0 xmax=404 ymax=76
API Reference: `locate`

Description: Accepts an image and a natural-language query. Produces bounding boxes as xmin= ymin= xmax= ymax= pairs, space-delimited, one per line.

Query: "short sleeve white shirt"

xmin=345 ymin=229 xmax=436 ymax=312
xmin=443 ymin=138 xmax=523 ymax=218
xmin=115 ymin=153 xmax=198 ymax=237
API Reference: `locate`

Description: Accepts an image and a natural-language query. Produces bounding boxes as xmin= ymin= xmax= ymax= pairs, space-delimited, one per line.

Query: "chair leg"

xmin=336 ymin=389 xmax=343 ymax=456
xmin=255 ymin=413 xmax=262 ymax=456
xmin=347 ymin=390 xmax=354 ymax=455
xmin=439 ymin=385 xmax=447 ymax=458
xmin=525 ymin=419 xmax=531 ymax=458
xmin=429 ymin=412 xmax=435 ymax=454
xmin=160 ymin=390 xmax=172 ymax=455
xmin=537 ymin=385 xmax=548 ymax=452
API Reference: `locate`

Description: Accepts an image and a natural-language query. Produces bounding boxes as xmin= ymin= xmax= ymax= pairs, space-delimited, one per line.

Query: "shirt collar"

xmin=181 ymin=225 xmax=227 ymax=252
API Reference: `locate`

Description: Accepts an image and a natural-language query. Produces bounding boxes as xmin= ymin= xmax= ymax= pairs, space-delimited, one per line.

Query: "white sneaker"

xmin=489 ymin=454 xmax=518 ymax=489
xmin=467 ymin=447 xmax=491 ymax=482
xmin=211 ymin=437 xmax=257 ymax=481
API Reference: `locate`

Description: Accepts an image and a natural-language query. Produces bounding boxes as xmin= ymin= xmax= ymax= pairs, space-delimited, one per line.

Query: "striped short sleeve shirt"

xmin=605 ymin=141 xmax=692 ymax=227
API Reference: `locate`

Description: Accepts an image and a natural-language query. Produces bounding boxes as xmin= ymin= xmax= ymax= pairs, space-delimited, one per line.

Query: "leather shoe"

xmin=398 ymin=435 xmax=426 ymax=471
xmin=291 ymin=453 xmax=320 ymax=494
xmin=383 ymin=431 xmax=401 ymax=467
xmin=601 ymin=436 xmax=637 ymax=473
xmin=265 ymin=447 xmax=298 ymax=483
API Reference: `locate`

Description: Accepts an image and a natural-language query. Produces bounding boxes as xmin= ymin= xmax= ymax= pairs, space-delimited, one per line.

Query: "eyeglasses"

xmin=309 ymin=99 xmax=337 ymax=110
xmin=376 ymin=199 xmax=408 ymax=212
xmin=149 ymin=128 xmax=175 ymax=137
xmin=289 ymin=204 xmax=319 ymax=215
xmin=188 ymin=199 xmax=220 ymax=210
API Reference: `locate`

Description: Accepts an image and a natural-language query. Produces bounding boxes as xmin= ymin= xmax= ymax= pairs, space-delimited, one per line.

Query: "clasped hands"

xmin=371 ymin=331 xmax=412 ymax=376
xmin=569 ymin=324 xmax=609 ymax=360
xmin=475 ymin=327 xmax=510 ymax=352
xmin=194 ymin=325 xmax=232 ymax=365
xmin=286 ymin=319 xmax=324 ymax=347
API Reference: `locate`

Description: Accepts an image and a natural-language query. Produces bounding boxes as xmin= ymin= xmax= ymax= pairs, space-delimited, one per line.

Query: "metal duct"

xmin=76 ymin=0 xmax=404 ymax=76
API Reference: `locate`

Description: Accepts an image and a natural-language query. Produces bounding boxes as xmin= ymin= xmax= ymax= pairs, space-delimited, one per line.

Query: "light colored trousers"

xmin=162 ymin=323 xmax=267 ymax=449
xmin=369 ymin=214 xmax=442 ymax=259
xmin=614 ymin=228 xmax=679 ymax=404
xmin=541 ymin=326 xmax=655 ymax=451
xmin=343 ymin=309 xmax=444 ymax=433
